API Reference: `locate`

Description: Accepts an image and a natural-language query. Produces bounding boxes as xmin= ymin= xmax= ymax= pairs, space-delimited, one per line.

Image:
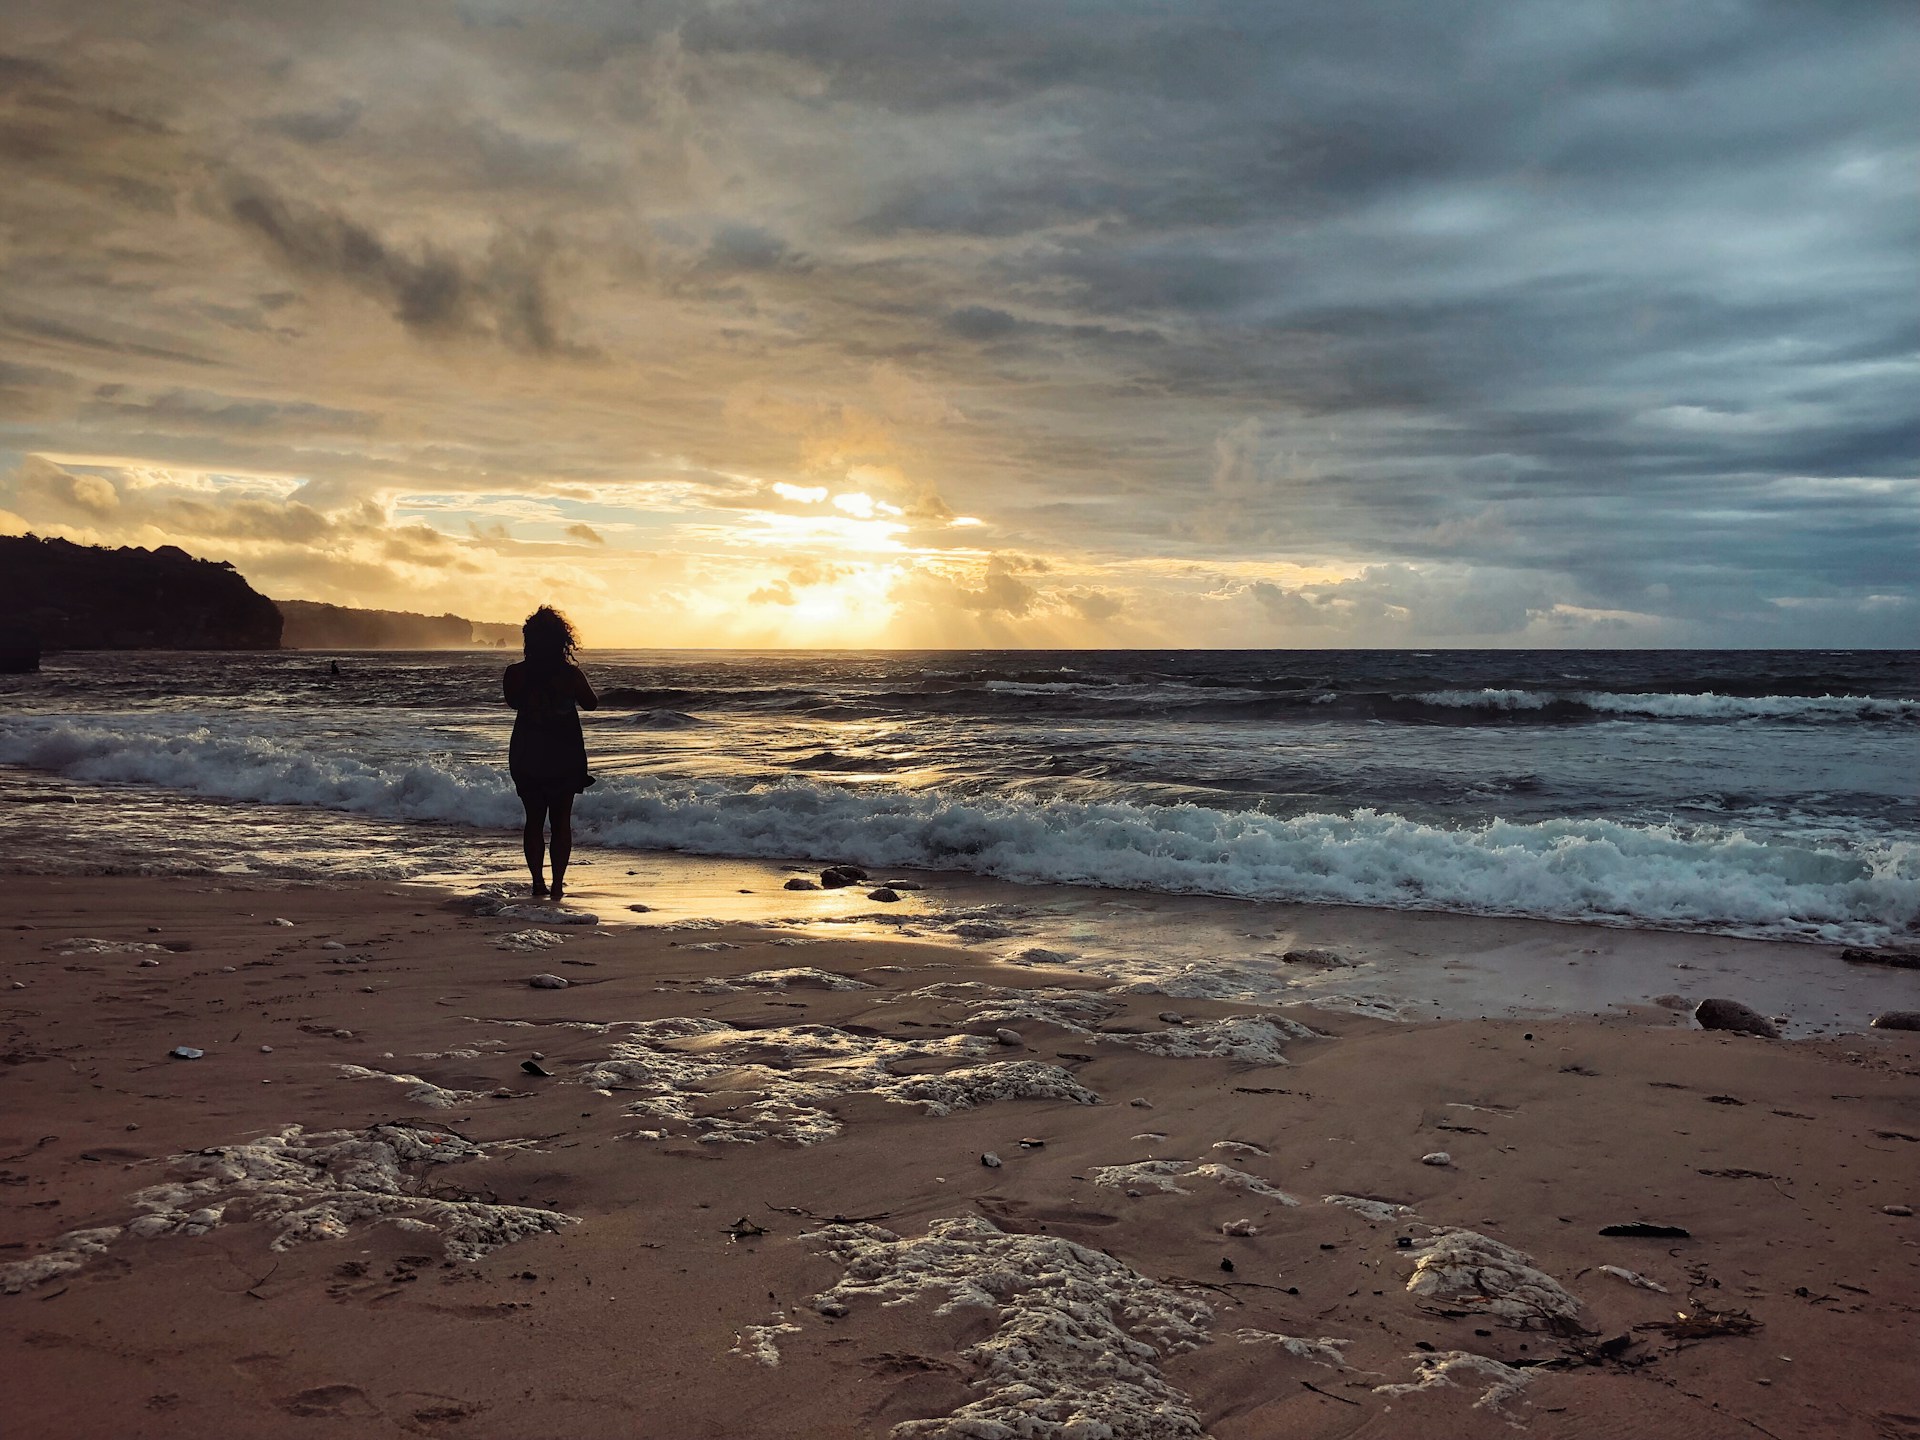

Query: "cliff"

xmin=277 ymin=599 xmax=508 ymax=649
xmin=0 ymin=535 xmax=283 ymax=653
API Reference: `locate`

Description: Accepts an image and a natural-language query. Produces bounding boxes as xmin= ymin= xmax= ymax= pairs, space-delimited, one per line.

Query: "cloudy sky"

xmin=1 ymin=0 xmax=1913 ymax=647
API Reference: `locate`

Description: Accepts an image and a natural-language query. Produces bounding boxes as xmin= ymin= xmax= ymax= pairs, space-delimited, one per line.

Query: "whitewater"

xmin=2 ymin=648 xmax=1915 ymax=947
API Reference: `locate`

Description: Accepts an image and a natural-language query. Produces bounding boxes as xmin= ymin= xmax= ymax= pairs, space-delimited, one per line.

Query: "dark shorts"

xmin=513 ymin=777 xmax=581 ymax=807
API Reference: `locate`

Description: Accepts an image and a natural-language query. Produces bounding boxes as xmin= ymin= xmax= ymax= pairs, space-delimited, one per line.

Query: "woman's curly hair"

xmin=521 ymin=605 xmax=579 ymax=666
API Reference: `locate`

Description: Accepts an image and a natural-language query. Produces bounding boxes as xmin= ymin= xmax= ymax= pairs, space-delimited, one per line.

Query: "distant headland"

xmin=0 ymin=535 xmax=513 ymax=669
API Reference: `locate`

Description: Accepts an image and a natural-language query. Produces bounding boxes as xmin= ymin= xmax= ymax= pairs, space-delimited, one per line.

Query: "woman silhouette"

xmin=503 ymin=606 xmax=597 ymax=903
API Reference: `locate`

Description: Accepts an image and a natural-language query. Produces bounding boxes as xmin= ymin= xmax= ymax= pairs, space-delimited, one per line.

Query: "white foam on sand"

xmin=805 ymin=1216 xmax=1215 ymax=1439
xmin=1374 ymin=1350 xmax=1534 ymax=1414
xmin=494 ymin=928 xmax=567 ymax=951
xmin=1109 ymin=1015 xmax=1315 ymax=1066
xmin=1232 ymin=1330 xmax=1352 ymax=1369
xmin=337 ymin=1064 xmax=486 ymax=1109
xmin=572 ymin=1018 xmax=1097 ymax=1144
xmin=1401 ymin=1229 xmax=1582 ymax=1331
xmin=0 ymin=1123 xmax=573 ymax=1293
xmin=1323 ymin=1194 xmax=1415 ymax=1223
xmin=909 ymin=980 xmax=1120 ymax=1031
xmin=1090 ymin=1160 xmax=1301 ymax=1202
xmin=52 ymin=937 xmax=167 ymax=956
xmin=730 ymin=1313 xmax=802 ymax=1367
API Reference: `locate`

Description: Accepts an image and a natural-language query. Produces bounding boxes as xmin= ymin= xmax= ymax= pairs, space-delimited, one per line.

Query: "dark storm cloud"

xmin=226 ymin=183 xmax=585 ymax=356
xmin=1 ymin=0 xmax=1913 ymax=642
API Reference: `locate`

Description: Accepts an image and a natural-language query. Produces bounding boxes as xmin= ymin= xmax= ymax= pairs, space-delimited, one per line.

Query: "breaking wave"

xmin=4 ymin=717 xmax=1913 ymax=946
xmin=1410 ymin=689 xmax=1918 ymax=722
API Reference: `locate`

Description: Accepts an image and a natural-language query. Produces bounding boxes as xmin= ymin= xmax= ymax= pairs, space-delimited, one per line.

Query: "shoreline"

xmin=3 ymin=772 xmax=1912 ymax=1036
xmin=2 ymin=872 xmax=1916 ymax=1437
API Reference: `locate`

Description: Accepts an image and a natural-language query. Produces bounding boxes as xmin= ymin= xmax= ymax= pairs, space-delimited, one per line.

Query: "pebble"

xmin=627 ymin=903 xmax=652 ymax=913
xmin=1884 ymin=1205 xmax=1914 ymax=1217
xmin=271 ymin=918 xmax=293 ymax=927
xmin=9 ymin=981 xmax=23 ymax=989
xmin=783 ymin=878 xmax=820 ymax=891
xmin=981 ymin=1152 xmax=1002 ymax=1168
xmin=259 ymin=1045 xmax=273 ymax=1053
xmin=1157 ymin=1011 xmax=1185 ymax=1024
xmin=321 ymin=940 xmax=347 ymax=950
xmin=1222 ymin=1218 xmax=1258 ymax=1237
xmin=1694 ymin=998 xmax=1779 ymax=1038
xmin=332 ymin=1029 xmax=353 ymax=1039
xmin=994 ymin=1028 xmax=1023 ymax=1047
xmin=1129 ymin=1098 xmax=1154 ymax=1109
xmin=866 ymin=887 xmax=901 ymax=903
xmin=221 ymin=965 xmax=237 ymax=972
xmin=1869 ymin=1011 xmax=1920 ymax=1032
xmin=530 ymin=1051 xmax=545 ymax=1060
xmin=139 ymin=958 xmax=161 ymax=967
xmin=816 ymin=1299 xmax=849 ymax=1317
xmin=125 ymin=1123 xmax=139 ymax=1131
xmin=169 ymin=1046 xmax=205 ymax=1060
xmin=529 ymin=974 xmax=570 ymax=989
xmin=1421 ymin=1151 xmax=1453 ymax=1167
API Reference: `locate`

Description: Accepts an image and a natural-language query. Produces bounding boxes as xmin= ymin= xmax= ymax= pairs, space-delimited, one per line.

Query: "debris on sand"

xmin=1639 ymin=1304 xmax=1761 ymax=1345
xmin=1598 ymin=1264 xmax=1668 ymax=1293
xmin=1599 ymin=1222 xmax=1690 ymax=1239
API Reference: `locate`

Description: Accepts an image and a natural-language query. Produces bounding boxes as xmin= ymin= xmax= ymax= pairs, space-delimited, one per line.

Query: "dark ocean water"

xmin=2 ymin=649 xmax=1915 ymax=945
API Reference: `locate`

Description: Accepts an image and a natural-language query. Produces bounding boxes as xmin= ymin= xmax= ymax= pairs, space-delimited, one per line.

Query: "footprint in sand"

xmin=277 ymin=1384 xmax=382 ymax=1419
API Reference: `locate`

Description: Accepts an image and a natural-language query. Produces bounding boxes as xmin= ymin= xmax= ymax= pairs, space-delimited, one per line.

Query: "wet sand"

xmin=2 ymin=874 xmax=1916 ymax=1438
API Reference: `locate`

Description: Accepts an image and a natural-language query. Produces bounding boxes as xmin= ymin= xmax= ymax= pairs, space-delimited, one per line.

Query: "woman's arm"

xmin=503 ymin=663 xmax=523 ymax=710
xmin=571 ymin=665 xmax=599 ymax=711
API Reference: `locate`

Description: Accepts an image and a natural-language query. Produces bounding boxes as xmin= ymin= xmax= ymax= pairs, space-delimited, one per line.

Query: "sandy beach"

xmin=1 ymin=874 xmax=1915 ymax=1438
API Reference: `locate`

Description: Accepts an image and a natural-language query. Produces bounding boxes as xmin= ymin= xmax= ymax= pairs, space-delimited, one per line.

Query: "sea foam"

xmin=3 ymin=716 xmax=1914 ymax=944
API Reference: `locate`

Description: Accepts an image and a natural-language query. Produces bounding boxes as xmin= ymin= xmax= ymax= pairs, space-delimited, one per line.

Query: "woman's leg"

xmin=521 ymin=794 xmax=549 ymax=896
xmin=548 ymin=793 xmax=575 ymax=902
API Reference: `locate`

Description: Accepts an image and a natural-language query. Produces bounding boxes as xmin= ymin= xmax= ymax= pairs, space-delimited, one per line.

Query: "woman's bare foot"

xmin=531 ymin=879 xmax=548 ymax=899
xmin=550 ymin=881 xmax=565 ymax=906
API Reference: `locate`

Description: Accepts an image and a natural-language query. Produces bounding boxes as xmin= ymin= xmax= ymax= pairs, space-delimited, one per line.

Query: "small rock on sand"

xmin=1869 ymin=1011 xmax=1920 ymax=1032
xmin=981 ymin=1152 xmax=1002 ymax=1168
xmin=783 ymin=878 xmax=820 ymax=891
xmin=819 ymin=865 xmax=869 ymax=888
xmin=1222 ymin=1218 xmax=1258 ymax=1236
xmin=271 ymin=918 xmax=293 ymax=927
xmin=528 ymin=974 xmax=569 ymax=990
xmin=1882 ymin=1205 xmax=1913 ymax=1217
xmin=1421 ymin=1151 xmax=1452 ymax=1167
xmin=168 ymin=1046 xmax=205 ymax=1060
xmin=1157 ymin=1011 xmax=1185 ymax=1024
xmin=994 ymin=1028 xmax=1023 ymax=1046
xmin=259 ymin=1045 xmax=273 ymax=1053
xmin=1694 ymin=998 xmax=1778 ymax=1038
xmin=867 ymin=888 xmax=901 ymax=902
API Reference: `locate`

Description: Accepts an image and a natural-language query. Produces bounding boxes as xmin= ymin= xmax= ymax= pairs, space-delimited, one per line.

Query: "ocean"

xmin=2 ymin=649 xmax=1914 ymax=954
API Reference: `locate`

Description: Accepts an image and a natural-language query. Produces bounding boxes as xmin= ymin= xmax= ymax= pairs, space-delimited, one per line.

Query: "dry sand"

xmin=2 ymin=874 xmax=1916 ymax=1438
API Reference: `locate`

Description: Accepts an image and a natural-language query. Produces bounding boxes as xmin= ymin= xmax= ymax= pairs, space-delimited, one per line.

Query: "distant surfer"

xmin=503 ymin=606 xmax=598 ymax=904
xmin=328 ymin=660 xmax=341 ymax=677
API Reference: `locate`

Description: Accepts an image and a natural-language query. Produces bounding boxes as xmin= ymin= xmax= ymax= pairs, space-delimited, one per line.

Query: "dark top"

xmin=504 ymin=660 xmax=598 ymax=795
